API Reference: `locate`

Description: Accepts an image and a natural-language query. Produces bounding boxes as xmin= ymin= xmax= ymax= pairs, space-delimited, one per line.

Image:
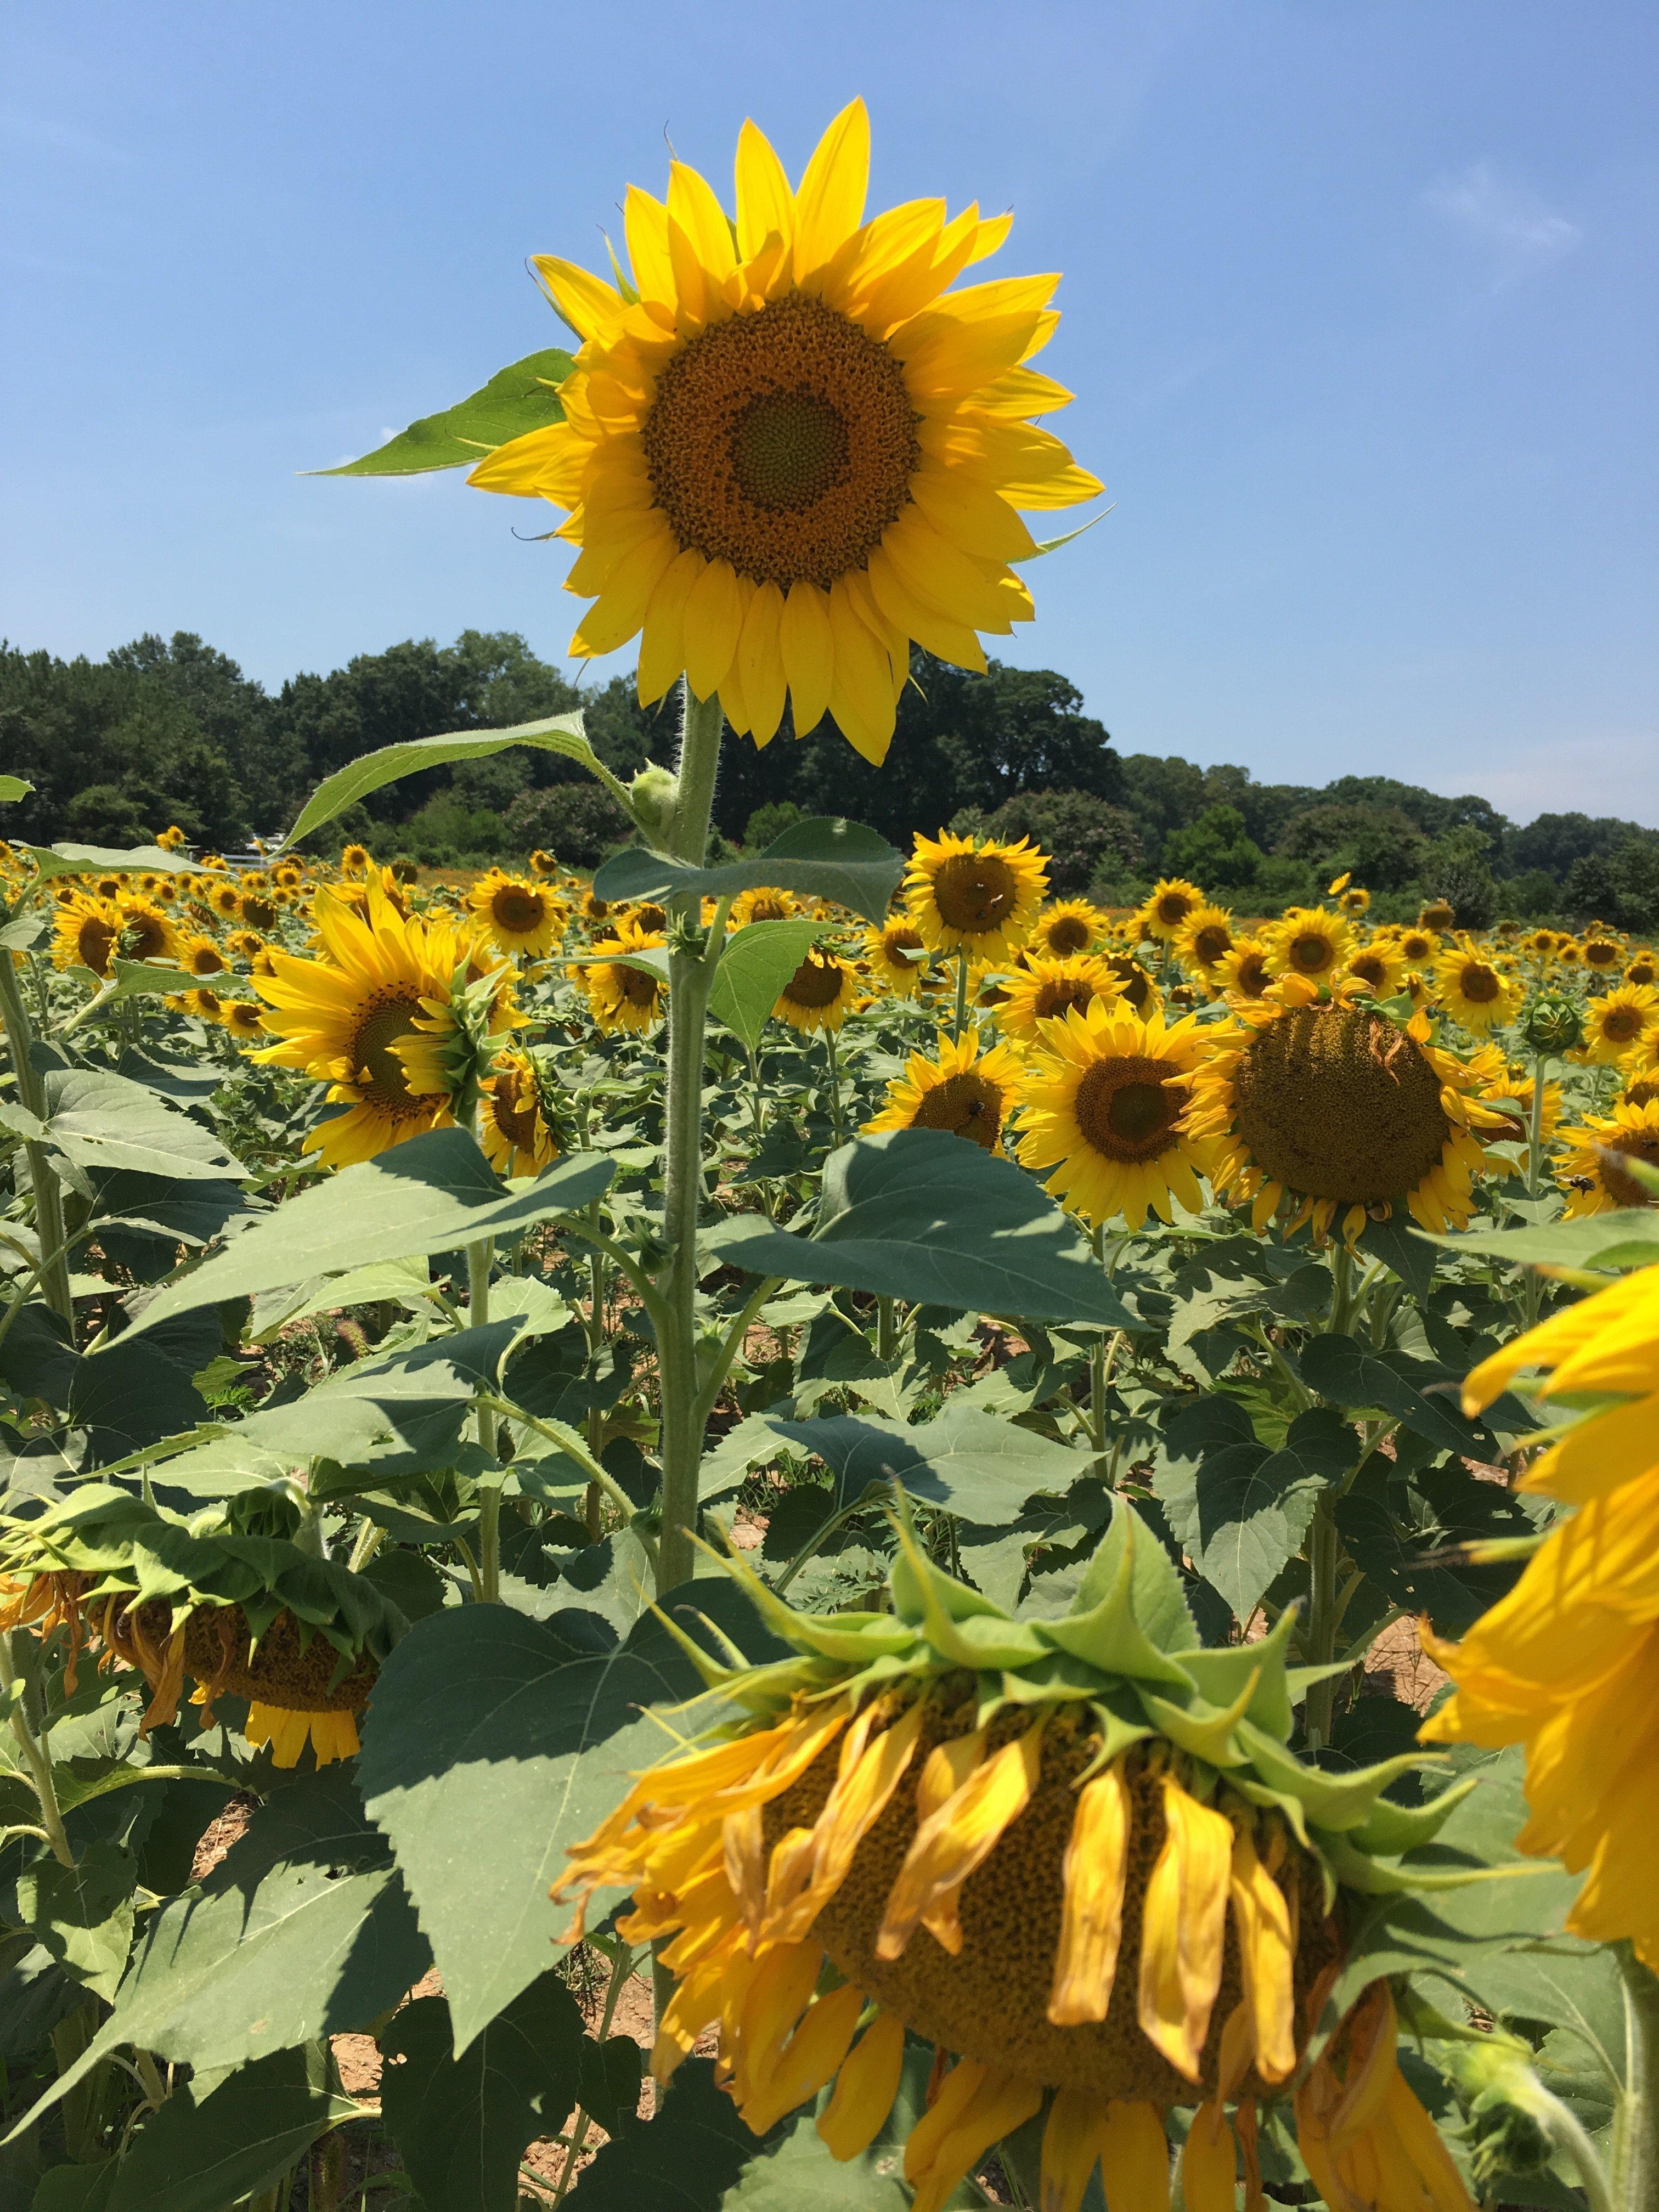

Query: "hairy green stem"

xmin=823 ymin=1026 xmax=845 ymax=1149
xmin=469 ymin=1238 xmax=500 ymax=1600
xmin=0 ymin=958 xmax=72 ymax=1323
xmin=0 ymin=1632 xmax=72 ymax=1866
xmin=953 ymin=949 xmax=969 ymax=1042
xmin=1612 ymin=1945 xmax=1659 ymax=2212
xmin=876 ymin=1296 xmax=898 ymax=1365
xmin=1302 ymin=1499 xmax=1341 ymax=1753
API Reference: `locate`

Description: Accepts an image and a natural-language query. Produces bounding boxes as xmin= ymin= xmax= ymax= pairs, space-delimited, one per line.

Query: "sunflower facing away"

xmin=1012 ymin=998 xmax=1217 ymax=1231
xmin=555 ymin=1503 xmax=1477 ymax=2212
xmin=577 ymin=920 xmax=668 ymax=1037
xmin=864 ymin=1028 xmax=1024 ymax=1153
xmin=905 ymin=831 xmax=1047 ymax=963
xmin=467 ymin=867 xmax=565 ymax=958
xmin=467 ymin=101 xmax=1100 ymax=764
xmin=1554 ymin=1097 xmax=1659 ymax=1216
xmin=993 ymin=951 xmax=1122 ymax=1046
xmin=479 ymin=1046 xmax=558 ymax=1178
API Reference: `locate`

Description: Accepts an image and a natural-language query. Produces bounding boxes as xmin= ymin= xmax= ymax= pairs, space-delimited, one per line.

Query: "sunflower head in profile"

xmin=556 ymin=1499 xmax=1479 ymax=2212
xmin=51 ymin=895 xmax=121 ymax=979
xmin=1172 ymin=902 xmax=1234 ymax=985
xmin=577 ymin=919 xmax=668 ymax=1037
xmin=1135 ymin=877 xmax=1203 ymax=945
xmin=774 ymin=947 xmax=860 ymax=1035
xmin=479 ymin=1046 xmax=558 ymax=1178
xmin=732 ymin=886 xmax=801 ymax=928
xmin=1186 ymin=991 xmax=1507 ymax=1243
xmin=240 ymin=891 xmax=279 ymax=932
xmin=1571 ymin=981 xmax=1659 ymax=1066
xmin=467 ymin=867 xmax=565 ymax=958
xmin=1011 ymin=998 xmax=1216 ymax=1231
xmin=113 ymin=894 xmax=180 ymax=967
xmin=864 ymin=1028 xmax=1023 ymax=1153
xmin=579 ymin=888 xmax=611 ymax=927
xmin=1263 ymin=907 xmax=1353 ymax=986
xmin=325 ymin=865 xmax=411 ymax=926
xmin=1418 ymin=899 xmax=1456 ymax=934
xmin=863 ymin=917 xmax=930 ymax=997
xmin=467 ymin=101 xmax=1099 ymax=764
xmin=904 ymin=831 xmax=1048 ymax=964
xmin=1434 ymin=942 xmax=1521 ymax=1035
xmin=1555 ymin=1098 xmax=1659 ymax=1216
xmin=994 ymin=952 xmax=1122 ymax=1046
xmin=1031 ymin=899 xmax=1103 ymax=961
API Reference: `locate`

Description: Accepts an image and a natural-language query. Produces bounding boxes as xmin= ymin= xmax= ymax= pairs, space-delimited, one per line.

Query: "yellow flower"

xmin=904 ymin=831 xmax=1047 ymax=962
xmin=1581 ymin=930 xmax=1626 ymax=974
xmin=1295 ymin=1984 xmax=1470 ymax=2212
xmin=1031 ymin=899 xmax=1104 ymax=959
xmin=1136 ymin=878 xmax=1203 ymax=944
xmin=340 ymin=843 xmax=372 ymax=876
xmin=1186 ymin=997 xmax=1504 ymax=1242
xmin=1626 ymin=948 xmax=1657 ymax=990
xmin=467 ymin=101 xmax=1099 ymax=764
xmin=1172 ymin=903 xmax=1234 ymax=984
xmin=1213 ymin=937 xmax=1271 ymax=1002
xmin=111 ymin=894 xmax=180 ymax=966
xmin=1434 ymin=941 xmax=1521 ymax=1034
xmin=207 ymin=879 xmax=242 ymax=920
xmin=1418 ymin=898 xmax=1455 ymax=933
xmin=1263 ymin=906 xmax=1353 ymax=985
xmin=155 ymin=823 xmax=187 ymax=852
xmin=50 ymin=896 xmax=121 ymax=978
xmin=862 ymin=917 xmax=929 ymax=995
xmin=466 ymin=867 xmax=564 ymax=957
xmin=774 ymin=947 xmax=858 ymax=1034
xmin=180 ymin=933 xmax=229 ymax=980
xmin=576 ymin=920 xmax=667 ymax=1036
xmin=864 ymin=1028 xmax=1023 ymax=1152
xmin=1555 ymin=1097 xmax=1659 ymax=1216
xmin=1340 ymin=940 xmax=1408 ymax=998
xmin=528 ymin=848 xmax=558 ymax=877
xmin=1460 ymin=1042 xmax=1562 ymax=1162
xmin=221 ymin=998 xmax=266 ymax=1042
xmin=1012 ymin=998 xmax=1217 ymax=1231
xmin=993 ymin=951 xmax=1122 ymax=1045
xmin=731 ymin=886 xmax=800 ymax=927
xmin=1391 ymin=924 xmax=1438 ymax=968
xmin=478 ymin=1047 xmax=558 ymax=1177
xmin=1573 ymin=981 xmax=1659 ymax=1065
xmin=1338 ymin=884 xmax=1370 ymax=915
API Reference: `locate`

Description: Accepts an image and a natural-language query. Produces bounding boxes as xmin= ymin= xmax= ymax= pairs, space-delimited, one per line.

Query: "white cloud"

xmin=1424 ymin=162 xmax=1579 ymax=286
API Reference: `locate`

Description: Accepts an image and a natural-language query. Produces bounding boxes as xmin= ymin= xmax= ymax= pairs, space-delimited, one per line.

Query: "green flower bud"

xmin=629 ymin=766 xmax=680 ymax=846
xmin=1518 ymin=990 xmax=1584 ymax=1057
xmin=1437 ymin=2036 xmax=1557 ymax=2184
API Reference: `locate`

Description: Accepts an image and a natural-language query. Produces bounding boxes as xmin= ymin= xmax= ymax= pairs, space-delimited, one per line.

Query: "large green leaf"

xmin=14 ymin=1841 xmax=136 ymax=2003
xmin=702 ymin=1399 xmax=1088 ymax=1527
xmin=1299 ymin=1336 xmax=1517 ymax=1455
xmin=42 ymin=1070 xmax=246 ymax=1184
xmin=281 ymin=712 xmax=611 ymax=847
xmin=21 ymin=844 xmax=179 ymax=882
xmin=122 ymin=1132 xmax=611 ymax=1338
xmin=33 ymin=2162 xmax=116 ymax=2212
xmin=706 ymin=1131 xmax=1138 ymax=1327
xmin=358 ymin=1581 xmax=783 ymax=2051
xmin=1426 ymin=1210 xmax=1659 ymax=1273
xmin=106 ymin=2046 xmax=363 ymax=2212
xmin=380 ymin=1976 xmax=638 ymax=2212
xmin=0 ymin=1306 xmax=210 ymax=1465
xmin=317 ymin=348 xmax=573 ymax=476
xmin=594 ymin=819 xmax=905 ymax=927
xmin=0 ymin=775 xmax=32 ymax=803
xmin=1153 ymin=1400 xmax=1341 ymax=1622
xmin=708 ymin=919 xmax=831 ymax=1052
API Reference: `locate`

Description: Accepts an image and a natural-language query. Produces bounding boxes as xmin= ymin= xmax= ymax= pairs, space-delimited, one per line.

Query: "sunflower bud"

xmin=629 ymin=766 xmax=680 ymax=846
xmin=1518 ymin=991 xmax=1584 ymax=1056
xmin=1436 ymin=2036 xmax=1558 ymax=2184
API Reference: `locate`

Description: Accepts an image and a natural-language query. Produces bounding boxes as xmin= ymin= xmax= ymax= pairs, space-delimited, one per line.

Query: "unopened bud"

xmin=629 ymin=767 xmax=680 ymax=845
xmin=1518 ymin=991 xmax=1583 ymax=1057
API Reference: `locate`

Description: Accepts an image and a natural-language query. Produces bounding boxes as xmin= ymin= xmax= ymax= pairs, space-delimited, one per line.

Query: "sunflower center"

xmin=1459 ymin=964 xmax=1500 ymax=1003
xmin=1596 ymin=1130 xmax=1659 ymax=1208
xmin=1585 ymin=942 xmax=1620 ymax=968
xmin=642 ymin=294 xmax=919 ymax=591
xmin=166 ymin=1602 xmax=375 ymax=1716
xmin=1351 ymin=956 xmax=1386 ymax=988
xmin=76 ymin=917 xmax=117 ymax=975
xmin=1288 ymin=931 xmax=1335 ymax=975
xmin=121 ymin=913 xmax=168 ymax=961
xmin=1232 ymin=1006 xmax=1451 ymax=1204
xmin=1601 ymin=1008 xmax=1642 ymax=1043
xmin=1191 ymin=924 xmax=1232 ymax=966
xmin=351 ymin=995 xmax=425 ymax=1108
xmin=910 ymin=1070 xmax=1003 ymax=1149
xmin=1073 ymin=1057 xmax=1184 ymax=1163
xmin=932 ymin=854 xmax=1020 ymax=934
xmin=783 ymin=955 xmax=846 ymax=1008
xmin=1044 ymin=915 xmax=1092 ymax=956
xmin=1105 ymin=956 xmax=1152 ymax=1011
xmin=491 ymin=1088 xmax=541 ymax=1150
xmin=1033 ymin=979 xmax=1096 ymax=1024
xmin=611 ymin=963 xmax=661 ymax=1009
xmin=492 ymin=885 xmax=545 ymax=934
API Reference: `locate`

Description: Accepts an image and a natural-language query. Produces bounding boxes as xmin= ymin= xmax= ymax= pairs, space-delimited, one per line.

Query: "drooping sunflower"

xmin=1213 ymin=938 xmax=1272 ymax=1002
xmin=467 ymin=101 xmax=1100 ymax=763
xmin=479 ymin=1046 xmax=558 ymax=1177
xmin=905 ymin=832 xmax=1047 ymax=963
xmin=1184 ymin=991 xmax=1505 ymax=1242
xmin=1554 ymin=1098 xmax=1659 ymax=1216
xmin=467 ymin=867 xmax=565 ymax=958
xmin=1135 ymin=878 xmax=1203 ymax=945
xmin=1434 ymin=942 xmax=1521 ymax=1035
xmin=1263 ymin=907 xmax=1353 ymax=987
xmin=863 ymin=917 xmax=930 ymax=996
xmin=51 ymin=895 xmax=121 ymax=978
xmin=555 ymin=1503 xmax=1477 ymax=2212
xmin=1172 ymin=903 xmax=1234 ymax=985
xmin=1572 ymin=982 xmax=1659 ymax=1066
xmin=993 ymin=952 xmax=1121 ymax=1046
xmin=112 ymin=894 xmax=180 ymax=966
xmin=774 ymin=947 xmax=859 ymax=1034
xmin=864 ymin=1028 xmax=1023 ymax=1152
xmin=250 ymin=886 xmax=519 ymax=1171
xmin=1423 ymin=1264 xmax=1659 ymax=1966
xmin=1012 ymin=998 xmax=1217 ymax=1231
xmin=577 ymin=921 xmax=668 ymax=1036
xmin=1030 ymin=899 xmax=1103 ymax=960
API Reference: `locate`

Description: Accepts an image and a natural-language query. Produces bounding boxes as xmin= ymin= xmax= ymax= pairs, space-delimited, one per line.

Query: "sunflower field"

xmin=3 ymin=97 xmax=1659 ymax=2212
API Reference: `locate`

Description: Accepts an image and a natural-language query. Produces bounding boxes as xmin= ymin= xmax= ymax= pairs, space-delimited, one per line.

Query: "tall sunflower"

xmin=905 ymin=831 xmax=1047 ymax=963
xmin=864 ymin=1028 xmax=1023 ymax=1152
xmin=1135 ymin=878 xmax=1203 ymax=944
xmin=994 ymin=952 xmax=1121 ymax=1046
xmin=466 ymin=103 xmax=1100 ymax=764
xmin=1263 ymin=907 xmax=1353 ymax=987
xmin=1185 ymin=992 xmax=1504 ymax=1242
xmin=467 ymin=868 xmax=565 ymax=958
xmin=1554 ymin=1098 xmax=1659 ymax=1216
xmin=554 ymin=1504 xmax=1476 ymax=2212
xmin=1012 ymin=998 xmax=1217 ymax=1231
xmin=1434 ymin=942 xmax=1521 ymax=1035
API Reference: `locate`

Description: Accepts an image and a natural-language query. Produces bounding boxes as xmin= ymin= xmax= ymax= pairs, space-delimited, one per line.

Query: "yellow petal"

xmin=905 ymin=2062 xmax=1043 ymax=2212
xmin=1096 ymin=2102 xmax=1170 ymax=2212
xmin=780 ymin=580 xmax=834 ymax=736
xmin=866 ymin=545 xmax=988 ymax=671
xmin=1228 ymin=1827 xmax=1296 ymax=2083
xmin=817 ymin=2010 xmax=905 ymax=2160
xmin=828 ymin=582 xmax=898 ymax=759
xmin=793 ymin=97 xmax=870 ymax=277
xmin=1136 ymin=1776 xmax=1232 ymax=2080
xmin=637 ymin=548 xmax=704 ymax=705
xmin=738 ymin=579 xmax=787 ymax=744
xmin=530 ymin=255 xmax=625 ymax=342
xmin=874 ymin=1719 xmax=1043 ymax=1960
xmin=1041 ymin=2087 xmax=1109 ymax=2212
xmin=882 ymin=510 xmax=1015 ymax=634
xmin=894 ymin=309 xmax=1049 ymax=397
xmin=735 ymin=119 xmax=795 ymax=261
xmin=569 ymin=525 xmax=676 ymax=658
xmin=1180 ymin=2107 xmax=1237 ymax=2212
xmin=668 ymin=159 xmax=738 ymax=279
xmin=1047 ymin=1761 xmax=1129 ymax=2025
xmin=911 ymin=463 xmax=1038 ymax=562
xmin=466 ymin=420 xmax=587 ymax=504
xmin=624 ymin=185 xmax=675 ymax=305
xmin=683 ymin=556 xmax=743 ymax=702
xmin=739 ymin=1982 xmax=864 ymax=2135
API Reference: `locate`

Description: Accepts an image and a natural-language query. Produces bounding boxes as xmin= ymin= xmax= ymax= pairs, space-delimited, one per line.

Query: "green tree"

xmin=1116 ymin=754 xmax=1207 ymax=868
xmin=1160 ymin=804 xmax=1265 ymax=893
xmin=1277 ymin=803 xmax=1429 ymax=891
xmin=979 ymin=789 xmax=1142 ymax=895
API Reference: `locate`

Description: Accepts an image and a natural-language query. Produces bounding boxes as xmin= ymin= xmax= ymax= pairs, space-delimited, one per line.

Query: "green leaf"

xmin=0 ymin=776 xmax=32 ymax=803
xmin=1425 ymin=1210 xmax=1659 ymax=1274
xmin=594 ymin=818 xmax=905 ymax=927
xmin=358 ymin=1580 xmax=783 ymax=2051
xmin=0 ymin=1306 xmax=211 ymax=1464
xmin=21 ymin=844 xmax=179 ymax=882
xmin=1153 ymin=1402 xmax=1332 ymax=1623
xmin=14 ymin=1841 xmax=136 ymax=2002
xmin=122 ymin=1131 xmax=611 ymax=1339
xmin=317 ymin=348 xmax=573 ymax=476
xmin=106 ymin=2046 xmax=364 ymax=2212
xmin=1299 ymin=1336 xmax=1506 ymax=1456
xmin=708 ymin=919 xmax=831 ymax=1052
xmin=41 ymin=1070 xmax=246 ymax=1184
xmin=1363 ymin=1214 xmax=1440 ymax=1305
xmin=380 ymin=1976 xmax=630 ymax=2212
xmin=106 ymin=960 xmax=197 ymax=1002
xmin=703 ymin=1399 xmax=1088 ymax=1527
xmin=281 ymin=712 xmax=602 ymax=847
xmin=33 ymin=2162 xmax=116 ymax=2212
xmin=705 ymin=1131 xmax=1138 ymax=1327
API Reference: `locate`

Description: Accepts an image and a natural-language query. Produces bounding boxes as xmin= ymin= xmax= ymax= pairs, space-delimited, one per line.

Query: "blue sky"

xmin=3 ymin=1 xmax=1655 ymax=823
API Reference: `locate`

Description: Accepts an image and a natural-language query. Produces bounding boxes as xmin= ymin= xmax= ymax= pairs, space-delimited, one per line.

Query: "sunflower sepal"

xmin=1344 ymin=1773 xmax=1483 ymax=1859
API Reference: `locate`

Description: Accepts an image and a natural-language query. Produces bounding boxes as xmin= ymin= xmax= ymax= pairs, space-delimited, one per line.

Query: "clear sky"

xmin=3 ymin=1 xmax=1655 ymax=823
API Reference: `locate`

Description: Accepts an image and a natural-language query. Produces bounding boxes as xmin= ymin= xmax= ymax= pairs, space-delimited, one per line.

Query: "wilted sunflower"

xmin=1573 ymin=982 xmax=1659 ymax=1066
xmin=1263 ymin=907 xmax=1353 ymax=986
xmin=577 ymin=921 xmax=668 ymax=1036
xmin=775 ymin=947 xmax=859 ymax=1034
xmin=1554 ymin=1098 xmax=1659 ymax=1215
xmin=556 ymin=1503 xmax=1477 ymax=2212
xmin=1172 ymin=903 xmax=1234 ymax=985
xmin=904 ymin=831 xmax=1047 ymax=964
xmin=1186 ymin=991 xmax=1504 ymax=1240
xmin=863 ymin=918 xmax=930 ymax=996
xmin=1434 ymin=943 xmax=1521 ymax=1035
xmin=864 ymin=1028 xmax=1023 ymax=1152
xmin=1031 ymin=899 xmax=1103 ymax=960
xmin=732 ymin=886 xmax=801 ymax=927
xmin=467 ymin=867 xmax=565 ymax=957
xmin=50 ymin=895 xmax=121 ymax=978
xmin=1135 ymin=878 xmax=1203 ymax=945
xmin=467 ymin=101 xmax=1099 ymax=763
xmin=1213 ymin=938 xmax=1271 ymax=1002
xmin=479 ymin=1046 xmax=558 ymax=1177
xmin=112 ymin=893 xmax=180 ymax=966
xmin=251 ymin=886 xmax=520 ymax=1170
xmin=1012 ymin=998 xmax=1216 ymax=1231
xmin=994 ymin=952 xmax=1121 ymax=1046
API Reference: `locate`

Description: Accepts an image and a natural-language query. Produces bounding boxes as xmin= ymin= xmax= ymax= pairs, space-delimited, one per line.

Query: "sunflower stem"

xmin=0 ymin=1630 xmax=72 ymax=1867
xmin=1612 ymin=1944 xmax=1659 ymax=2212
xmin=654 ymin=684 xmax=725 ymax=1596
xmin=468 ymin=1238 xmax=500 ymax=1600
xmin=824 ymin=1026 xmax=845 ymax=1149
xmin=0 ymin=956 xmax=73 ymax=1325
xmin=953 ymin=949 xmax=969 ymax=1042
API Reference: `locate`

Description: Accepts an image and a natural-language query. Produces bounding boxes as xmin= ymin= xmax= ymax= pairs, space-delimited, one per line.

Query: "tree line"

xmin=2 ymin=629 xmax=1655 ymax=929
